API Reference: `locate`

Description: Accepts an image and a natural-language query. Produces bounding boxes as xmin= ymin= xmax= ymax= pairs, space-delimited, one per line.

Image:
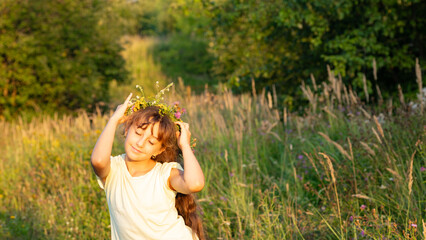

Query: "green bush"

xmin=170 ymin=0 xmax=425 ymax=102
xmin=0 ymin=0 xmax=129 ymax=120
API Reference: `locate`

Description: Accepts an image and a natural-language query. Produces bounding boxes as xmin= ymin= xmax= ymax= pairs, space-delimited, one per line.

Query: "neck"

xmin=125 ymin=155 xmax=157 ymax=175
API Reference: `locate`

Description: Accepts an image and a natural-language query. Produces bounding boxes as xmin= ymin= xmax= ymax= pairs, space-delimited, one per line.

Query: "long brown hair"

xmin=124 ymin=106 xmax=206 ymax=240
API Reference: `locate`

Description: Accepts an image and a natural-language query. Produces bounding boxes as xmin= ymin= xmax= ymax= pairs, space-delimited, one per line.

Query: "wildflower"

xmin=209 ymin=201 xmax=213 ymax=205
xmin=174 ymin=112 xmax=181 ymax=119
xmin=349 ymin=216 xmax=353 ymax=222
xmin=220 ymin=196 xmax=227 ymax=201
xmin=360 ymin=230 xmax=365 ymax=237
xmin=229 ymin=172 xmax=234 ymax=177
xmin=10 ymin=216 xmax=15 ymax=219
xmin=421 ymin=167 xmax=426 ymax=172
xmin=411 ymin=223 xmax=417 ymax=227
xmin=298 ymin=155 xmax=303 ymax=160
xmin=126 ymin=83 xmax=196 ymax=149
xmin=360 ymin=205 xmax=366 ymax=210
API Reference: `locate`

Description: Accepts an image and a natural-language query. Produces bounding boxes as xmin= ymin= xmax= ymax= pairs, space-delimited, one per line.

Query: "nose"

xmin=136 ymin=137 xmax=146 ymax=148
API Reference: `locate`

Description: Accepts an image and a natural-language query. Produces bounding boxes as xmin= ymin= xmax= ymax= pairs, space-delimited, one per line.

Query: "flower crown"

xmin=125 ymin=82 xmax=196 ymax=148
xmin=125 ymin=82 xmax=185 ymax=120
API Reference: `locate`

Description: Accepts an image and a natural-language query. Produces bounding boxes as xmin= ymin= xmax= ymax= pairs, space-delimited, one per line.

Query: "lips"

xmin=131 ymin=145 xmax=144 ymax=154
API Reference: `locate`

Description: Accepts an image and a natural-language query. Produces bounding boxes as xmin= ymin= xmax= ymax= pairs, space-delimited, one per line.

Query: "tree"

xmin=0 ymin=0 xmax=129 ymax=119
xmin=174 ymin=0 xmax=425 ymax=102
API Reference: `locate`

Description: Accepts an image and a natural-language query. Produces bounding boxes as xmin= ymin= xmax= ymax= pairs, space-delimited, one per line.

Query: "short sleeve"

xmin=95 ymin=155 xmax=121 ymax=190
xmin=161 ymin=162 xmax=183 ymax=192
xmin=96 ymin=175 xmax=105 ymax=190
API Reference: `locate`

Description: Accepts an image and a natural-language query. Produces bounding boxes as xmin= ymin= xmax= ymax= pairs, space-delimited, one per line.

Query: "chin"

xmin=125 ymin=146 xmax=148 ymax=160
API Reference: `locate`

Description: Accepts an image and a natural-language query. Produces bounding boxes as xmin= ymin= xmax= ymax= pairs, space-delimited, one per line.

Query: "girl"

xmin=91 ymin=93 xmax=205 ymax=240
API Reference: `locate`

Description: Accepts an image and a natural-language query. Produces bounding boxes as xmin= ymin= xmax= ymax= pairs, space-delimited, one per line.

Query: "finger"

xmin=124 ymin=93 xmax=133 ymax=104
xmin=176 ymin=121 xmax=188 ymax=127
xmin=176 ymin=122 xmax=190 ymax=133
xmin=178 ymin=123 xmax=189 ymax=132
xmin=175 ymin=121 xmax=184 ymax=128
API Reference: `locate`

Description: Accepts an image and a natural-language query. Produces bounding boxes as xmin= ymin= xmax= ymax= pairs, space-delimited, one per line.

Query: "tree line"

xmin=1 ymin=0 xmax=424 ymax=119
xmin=168 ymin=0 xmax=425 ymax=104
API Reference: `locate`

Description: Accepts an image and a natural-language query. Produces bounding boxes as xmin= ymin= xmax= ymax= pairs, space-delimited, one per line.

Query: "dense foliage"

xmin=166 ymin=0 xmax=425 ymax=101
xmin=0 ymin=0 xmax=130 ymax=119
xmin=1 ymin=0 xmax=425 ymax=116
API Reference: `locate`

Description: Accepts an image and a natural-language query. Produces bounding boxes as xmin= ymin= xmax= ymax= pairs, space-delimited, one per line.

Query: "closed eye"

xmin=135 ymin=127 xmax=143 ymax=135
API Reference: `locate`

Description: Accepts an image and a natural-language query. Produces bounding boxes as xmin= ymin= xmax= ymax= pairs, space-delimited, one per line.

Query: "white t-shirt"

xmin=97 ymin=154 xmax=198 ymax=240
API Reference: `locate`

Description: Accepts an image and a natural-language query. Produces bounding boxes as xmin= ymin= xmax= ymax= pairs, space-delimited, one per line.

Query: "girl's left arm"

xmin=169 ymin=122 xmax=205 ymax=194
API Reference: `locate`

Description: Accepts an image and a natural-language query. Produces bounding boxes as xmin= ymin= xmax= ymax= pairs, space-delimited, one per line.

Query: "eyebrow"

xmin=135 ymin=126 xmax=159 ymax=140
xmin=149 ymin=127 xmax=159 ymax=140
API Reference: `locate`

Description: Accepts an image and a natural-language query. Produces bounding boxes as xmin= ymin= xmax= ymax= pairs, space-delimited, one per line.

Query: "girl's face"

xmin=125 ymin=122 xmax=165 ymax=162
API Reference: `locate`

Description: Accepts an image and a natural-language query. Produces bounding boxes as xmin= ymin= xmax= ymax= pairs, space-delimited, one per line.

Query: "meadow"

xmin=0 ymin=37 xmax=425 ymax=239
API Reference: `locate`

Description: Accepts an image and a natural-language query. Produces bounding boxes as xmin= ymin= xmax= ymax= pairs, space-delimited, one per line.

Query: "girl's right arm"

xmin=91 ymin=93 xmax=132 ymax=181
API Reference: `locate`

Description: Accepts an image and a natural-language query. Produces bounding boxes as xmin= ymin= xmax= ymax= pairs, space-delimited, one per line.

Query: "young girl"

xmin=91 ymin=93 xmax=205 ymax=240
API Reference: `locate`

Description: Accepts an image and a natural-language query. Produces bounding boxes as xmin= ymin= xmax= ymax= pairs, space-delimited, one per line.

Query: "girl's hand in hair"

xmin=171 ymin=121 xmax=204 ymax=194
xmin=111 ymin=93 xmax=132 ymax=124
xmin=175 ymin=121 xmax=191 ymax=150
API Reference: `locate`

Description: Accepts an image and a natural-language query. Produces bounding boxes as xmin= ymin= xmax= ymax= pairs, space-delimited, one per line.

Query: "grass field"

xmin=0 ymin=37 xmax=425 ymax=239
